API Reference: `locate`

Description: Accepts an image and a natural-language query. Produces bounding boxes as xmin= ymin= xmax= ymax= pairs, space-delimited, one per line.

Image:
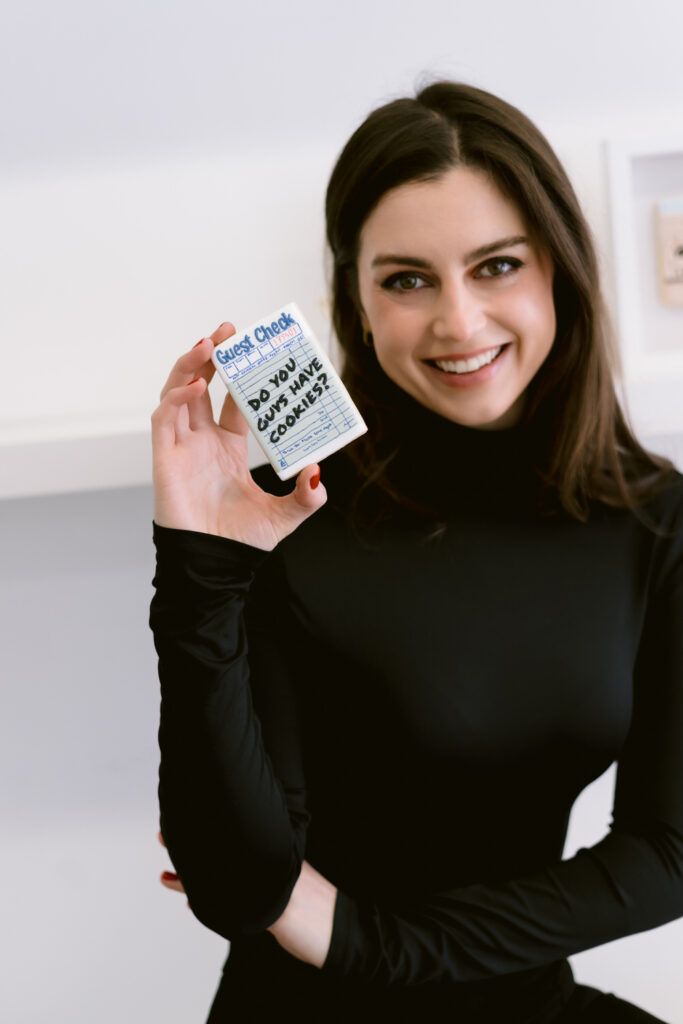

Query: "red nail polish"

xmin=310 ymin=470 xmax=321 ymax=490
xmin=162 ymin=870 xmax=178 ymax=881
xmin=187 ymin=377 xmax=200 ymax=386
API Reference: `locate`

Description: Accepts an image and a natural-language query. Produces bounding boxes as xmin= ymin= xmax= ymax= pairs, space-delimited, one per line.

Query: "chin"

xmin=428 ymin=396 xmax=524 ymax=431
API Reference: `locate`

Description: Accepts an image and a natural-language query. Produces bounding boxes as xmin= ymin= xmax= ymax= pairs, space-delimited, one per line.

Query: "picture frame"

xmin=605 ymin=137 xmax=683 ymax=436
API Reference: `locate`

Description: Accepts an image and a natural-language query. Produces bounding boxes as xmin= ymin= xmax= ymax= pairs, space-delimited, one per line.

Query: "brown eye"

xmin=476 ymin=257 xmax=523 ymax=279
xmin=382 ymin=272 xmax=428 ymax=292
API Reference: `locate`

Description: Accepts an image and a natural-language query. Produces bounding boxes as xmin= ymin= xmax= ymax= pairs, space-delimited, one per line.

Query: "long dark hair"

xmin=325 ymin=81 xmax=674 ymax=521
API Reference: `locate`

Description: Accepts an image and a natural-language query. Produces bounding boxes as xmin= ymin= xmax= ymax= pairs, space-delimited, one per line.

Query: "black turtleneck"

xmin=150 ymin=409 xmax=683 ymax=1022
xmin=360 ymin=392 xmax=550 ymax=519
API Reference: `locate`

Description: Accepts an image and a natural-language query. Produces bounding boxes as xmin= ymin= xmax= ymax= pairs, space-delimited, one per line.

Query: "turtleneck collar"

xmin=377 ymin=386 xmax=548 ymax=519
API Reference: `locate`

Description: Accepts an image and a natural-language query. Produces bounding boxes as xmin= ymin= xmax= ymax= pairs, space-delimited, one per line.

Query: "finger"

xmin=293 ymin=464 xmax=327 ymax=512
xmin=152 ymin=378 xmax=208 ymax=448
xmin=185 ymin=324 xmax=238 ymax=429
xmin=185 ymin=370 xmax=215 ymax=432
xmin=158 ymin=831 xmax=165 ymax=847
xmin=192 ymin=321 xmax=236 ymax=395
xmin=176 ymin=375 xmax=211 ymax=438
xmin=217 ymin=390 xmax=249 ymax=436
xmin=160 ymin=321 xmax=235 ymax=401
xmin=209 ymin=321 xmax=236 ymax=346
xmin=160 ymin=338 xmax=211 ymax=401
xmin=274 ymin=464 xmax=328 ymax=529
xmin=160 ymin=870 xmax=186 ymax=893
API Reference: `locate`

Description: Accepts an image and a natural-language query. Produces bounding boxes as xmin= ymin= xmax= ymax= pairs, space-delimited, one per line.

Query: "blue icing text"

xmin=215 ymin=311 xmax=299 ymax=364
xmin=215 ymin=336 xmax=254 ymax=365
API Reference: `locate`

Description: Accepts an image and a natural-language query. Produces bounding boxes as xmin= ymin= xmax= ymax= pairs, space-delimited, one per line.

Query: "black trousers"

xmin=558 ymin=985 xmax=668 ymax=1022
xmin=207 ymin=944 xmax=669 ymax=1023
xmin=207 ymin=981 xmax=669 ymax=1023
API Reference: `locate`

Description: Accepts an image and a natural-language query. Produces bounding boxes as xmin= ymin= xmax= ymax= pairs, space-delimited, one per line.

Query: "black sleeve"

xmin=150 ymin=523 xmax=309 ymax=940
xmin=324 ymin=512 xmax=683 ymax=985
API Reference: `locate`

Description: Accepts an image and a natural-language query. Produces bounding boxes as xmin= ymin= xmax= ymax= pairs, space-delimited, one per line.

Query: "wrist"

xmin=268 ymin=862 xmax=337 ymax=969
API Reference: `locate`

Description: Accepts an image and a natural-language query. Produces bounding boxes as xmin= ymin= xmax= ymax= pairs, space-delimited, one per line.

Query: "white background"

xmin=2 ymin=1 xmax=683 ymax=1020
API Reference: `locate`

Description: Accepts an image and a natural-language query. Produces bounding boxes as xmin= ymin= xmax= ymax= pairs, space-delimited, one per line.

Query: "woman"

xmin=150 ymin=82 xmax=683 ymax=1021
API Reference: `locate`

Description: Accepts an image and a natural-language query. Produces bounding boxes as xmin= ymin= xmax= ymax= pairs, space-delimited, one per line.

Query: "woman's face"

xmin=356 ymin=166 xmax=556 ymax=430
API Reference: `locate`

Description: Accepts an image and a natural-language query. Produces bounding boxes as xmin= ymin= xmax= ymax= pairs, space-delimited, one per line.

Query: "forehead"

xmin=358 ymin=166 xmax=527 ymax=261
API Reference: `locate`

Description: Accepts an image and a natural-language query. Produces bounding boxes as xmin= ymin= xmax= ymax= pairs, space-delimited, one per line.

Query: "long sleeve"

xmin=150 ymin=431 xmax=683 ymax=1015
xmin=323 ymin=495 xmax=683 ymax=985
xmin=150 ymin=523 xmax=309 ymax=939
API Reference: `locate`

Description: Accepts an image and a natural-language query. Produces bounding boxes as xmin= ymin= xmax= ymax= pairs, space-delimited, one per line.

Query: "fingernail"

xmin=310 ymin=470 xmax=321 ymax=490
xmin=161 ymin=870 xmax=178 ymax=881
xmin=192 ymin=338 xmax=204 ymax=349
xmin=187 ymin=377 xmax=200 ymax=386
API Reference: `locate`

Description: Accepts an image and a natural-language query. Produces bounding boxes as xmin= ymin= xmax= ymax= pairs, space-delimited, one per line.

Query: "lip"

xmin=424 ymin=343 xmax=511 ymax=388
xmin=429 ymin=343 xmax=506 ymax=362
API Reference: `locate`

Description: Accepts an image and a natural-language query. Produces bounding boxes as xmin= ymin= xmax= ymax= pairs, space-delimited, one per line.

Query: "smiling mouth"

xmin=427 ymin=344 xmax=509 ymax=375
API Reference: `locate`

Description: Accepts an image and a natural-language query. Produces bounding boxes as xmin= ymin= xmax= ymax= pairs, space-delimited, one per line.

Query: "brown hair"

xmin=325 ymin=81 xmax=674 ymax=521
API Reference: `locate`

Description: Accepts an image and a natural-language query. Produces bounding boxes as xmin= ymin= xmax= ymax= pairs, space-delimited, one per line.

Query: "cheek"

xmin=537 ymin=294 xmax=557 ymax=355
xmin=372 ymin=326 xmax=425 ymax=390
xmin=373 ymin=307 xmax=429 ymax=365
xmin=366 ymin=302 xmax=412 ymax=354
xmin=374 ymin=335 xmax=413 ymax=374
xmin=516 ymin=285 xmax=556 ymax=358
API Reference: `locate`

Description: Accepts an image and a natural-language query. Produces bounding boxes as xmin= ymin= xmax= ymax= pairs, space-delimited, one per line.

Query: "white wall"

xmin=0 ymin=487 xmax=227 ymax=1023
xmin=2 ymin=0 xmax=683 ymax=496
xmin=2 ymin=1 xmax=683 ymax=1020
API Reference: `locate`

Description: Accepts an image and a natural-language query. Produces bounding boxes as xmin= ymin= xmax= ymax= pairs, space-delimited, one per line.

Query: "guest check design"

xmin=211 ymin=302 xmax=367 ymax=480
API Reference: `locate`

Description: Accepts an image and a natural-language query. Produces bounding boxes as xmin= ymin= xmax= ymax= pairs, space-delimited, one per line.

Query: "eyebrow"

xmin=371 ymin=235 xmax=529 ymax=269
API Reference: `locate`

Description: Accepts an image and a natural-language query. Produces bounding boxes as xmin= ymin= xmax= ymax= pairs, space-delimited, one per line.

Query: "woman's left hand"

xmin=158 ymin=834 xmax=336 ymax=968
xmin=158 ymin=831 xmax=188 ymax=903
xmin=266 ymin=860 xmax=337 ymax=968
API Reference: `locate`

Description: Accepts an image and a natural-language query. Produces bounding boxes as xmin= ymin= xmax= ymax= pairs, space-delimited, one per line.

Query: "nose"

xmin=432 ymin=279 xmax=487 ymax=344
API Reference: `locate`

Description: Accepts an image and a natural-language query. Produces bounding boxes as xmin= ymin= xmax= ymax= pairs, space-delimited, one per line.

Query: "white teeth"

xmin=434 ymin=346 xmax=503 ymax=374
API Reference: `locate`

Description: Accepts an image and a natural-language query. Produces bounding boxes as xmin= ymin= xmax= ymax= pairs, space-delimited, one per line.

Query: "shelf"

xmin=0 ymin=412 xmax=270 ymax=501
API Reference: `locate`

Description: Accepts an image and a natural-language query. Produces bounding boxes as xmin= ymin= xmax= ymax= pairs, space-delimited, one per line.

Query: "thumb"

xmin=275 ymin=464 xmax=327 ymax=531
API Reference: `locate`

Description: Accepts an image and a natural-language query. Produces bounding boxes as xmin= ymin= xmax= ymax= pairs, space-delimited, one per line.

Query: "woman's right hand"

xmin=151 ymin=322 xmax=327 ymax=550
